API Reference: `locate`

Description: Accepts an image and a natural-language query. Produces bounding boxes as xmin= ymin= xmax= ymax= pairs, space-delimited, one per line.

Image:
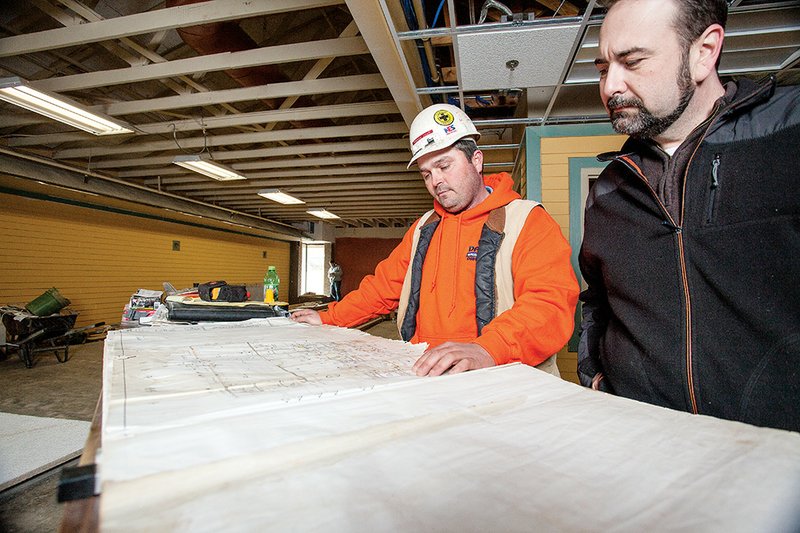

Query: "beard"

xmin=607 ymin=52 xmax=695 ymax=139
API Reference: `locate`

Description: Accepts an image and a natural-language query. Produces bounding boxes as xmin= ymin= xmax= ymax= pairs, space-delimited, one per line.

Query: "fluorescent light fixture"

xmin=172 ymin=154 xmax=247 ymax=181
xmin=306 ymin=208 xmax=340 ymax=220
xmin=0 ymin=76 xmax=133 ymax=136
xmin=258 ymin=189 xmax=305 ymax=205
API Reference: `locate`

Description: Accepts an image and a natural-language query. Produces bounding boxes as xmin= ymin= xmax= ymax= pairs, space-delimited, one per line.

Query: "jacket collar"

xmin=596 ymin=76 xmax=778 ymax=164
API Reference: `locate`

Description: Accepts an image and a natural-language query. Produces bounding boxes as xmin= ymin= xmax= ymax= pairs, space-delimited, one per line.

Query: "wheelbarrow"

xmin=0 ymin=306 xmax=105 ymax=368
xmin=4 ymin=322 xmax=106 ymax=368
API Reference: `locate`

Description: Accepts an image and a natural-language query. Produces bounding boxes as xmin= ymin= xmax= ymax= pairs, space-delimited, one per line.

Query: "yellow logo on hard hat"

xmin=433 ymin=109 xmax=454 ymax=126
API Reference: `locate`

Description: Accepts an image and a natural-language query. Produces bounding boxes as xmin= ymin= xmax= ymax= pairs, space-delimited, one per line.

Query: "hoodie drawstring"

xmin=449 ymin=218 xmax=462 ymax=316
xmin=429 ymin=220 xmax=444 ymax=293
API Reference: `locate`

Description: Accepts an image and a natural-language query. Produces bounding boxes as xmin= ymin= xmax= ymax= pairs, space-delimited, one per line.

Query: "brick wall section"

xmin=333 ymin=237 xmax=401 ymax=297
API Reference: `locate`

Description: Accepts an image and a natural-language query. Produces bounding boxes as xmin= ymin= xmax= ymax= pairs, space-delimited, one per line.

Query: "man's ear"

xmin=471 ymin=149 xmax=484 ymax=174
xmin=692 ymin=23 xmax=724 ymax=83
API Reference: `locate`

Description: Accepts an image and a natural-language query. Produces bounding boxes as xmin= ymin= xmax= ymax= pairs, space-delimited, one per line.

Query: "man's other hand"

xmin=412 ymin=342 xmax=496 ymax=377
xmin=290 ymin=309 xmax=322 ymax=325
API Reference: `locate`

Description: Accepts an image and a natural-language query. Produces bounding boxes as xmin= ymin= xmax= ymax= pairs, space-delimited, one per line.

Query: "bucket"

xmin=25 ymin=288 xmax=71 ymax=316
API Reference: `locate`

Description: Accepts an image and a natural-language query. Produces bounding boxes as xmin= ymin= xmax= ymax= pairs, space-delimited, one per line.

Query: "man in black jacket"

xmin=579 ymin=0 xmax=800 ymax=431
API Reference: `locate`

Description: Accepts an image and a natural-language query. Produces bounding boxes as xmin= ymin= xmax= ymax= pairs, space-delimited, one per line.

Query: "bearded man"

xmin=578 ymin=0 xmax=800 ymax=431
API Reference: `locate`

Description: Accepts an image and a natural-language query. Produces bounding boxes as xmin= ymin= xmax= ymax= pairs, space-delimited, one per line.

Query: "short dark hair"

xmin=604 ymin=0 xmax=727 ymax=51
xmin=453 ymin=138 xmax=479 ymax=161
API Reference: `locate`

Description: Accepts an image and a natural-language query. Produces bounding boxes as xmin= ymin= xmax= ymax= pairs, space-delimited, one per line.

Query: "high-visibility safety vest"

xmin=396 ymin=199 xmax=559 ymax=376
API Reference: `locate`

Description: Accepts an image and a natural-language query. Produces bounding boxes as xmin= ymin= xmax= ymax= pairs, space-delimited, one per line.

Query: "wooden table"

xmin=58 ymin=396 xmax=101 ymax=533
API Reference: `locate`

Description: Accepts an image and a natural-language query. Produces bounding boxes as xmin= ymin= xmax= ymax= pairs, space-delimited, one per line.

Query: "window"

xmin=301 ymin=243 xmax=326 ymax=295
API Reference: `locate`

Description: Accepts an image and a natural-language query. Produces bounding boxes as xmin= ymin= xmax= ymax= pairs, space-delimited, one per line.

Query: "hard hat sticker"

xmin=434 ymin=110 xmax=454 ymax=126
xmin=412 ymin=129 xmax=433 ymax=146
xmin=443 ymin=125 xmax=456 ymax=134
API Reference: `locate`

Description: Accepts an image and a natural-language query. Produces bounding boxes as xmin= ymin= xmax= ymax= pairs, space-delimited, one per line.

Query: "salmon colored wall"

xmin=333 ymin=238 xmax=402 ymax=297
xmin=0 ymin=191 xmax=291 ymax=328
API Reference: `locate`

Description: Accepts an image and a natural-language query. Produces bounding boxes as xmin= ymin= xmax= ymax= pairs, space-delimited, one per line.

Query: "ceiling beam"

xmin=91 ymin=139 xmax=409 ymax=169
xmin=233 ymin=197 xmax=431 ymax=206
xmin=35 ymin=37 xmax=369 ymax=92
xmin=222 ymin=164 xmax=415 ymax=180
xmin=7 ymin=0 xmax=251 ymax=129
xmin=233 ymin=152 xmax=409 ymax=170
xmin=296 ymin=209 xmax=428 ymax=215
xmin=535 ymin=0 xmax=580 ymax=16
xmin=0 ymin=0 xmax=344 ymax=57
xmin=235 ymin=202 xmax=431 ymax=210
xmin=186 ymin=181 xmax=425 ymax=198
xmin=54 ymin=122 xmax=407 ymax=159
xmin=257 ymin=208 xmax=430 ymax=218
xmin=191 ymin=183 xmax=428 ymax=201
xmin=345 ymin=0 xmax=421 ymax=125
xmin=234 ymin=204 xmax=432 ymax=213
xmin=9 ymin=101 xmax=401 ymax=147
xmin=111 ymin=151 xmax=413 ymax=177
xmin=200 ymin=193 xmax=431 ymax=206
xmin=0 ymin=74 xmax=389 ymax=128
xmin=142 ymin=164 xmax=415 ymax=182
xmin=105 ymin=74 xmax=387 ymax=117
xmin=259 ymin=20 xmax=360 ymax=133
xmin=148 ymin=172 xmax=418 ymax=191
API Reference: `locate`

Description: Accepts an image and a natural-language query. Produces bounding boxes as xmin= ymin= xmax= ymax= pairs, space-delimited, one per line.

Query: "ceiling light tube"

xmin=306 ymin=208 xmax=340 ymax=220
xmin=258 ymin=189 xmax=305 ymax=205
xmin=0 ymin=76 xmax=133 ymax=136
xmin=172 ymin=154 xmax=247 ymax=181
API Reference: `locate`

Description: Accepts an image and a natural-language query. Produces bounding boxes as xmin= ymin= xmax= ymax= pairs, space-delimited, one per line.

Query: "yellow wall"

xmin=0 ymin=191 xmax=291 ymax=328
xmin=539 ymin=134 xmax=626 ymax=383
xmin=541 ymin=134 xmax=624 ymax=241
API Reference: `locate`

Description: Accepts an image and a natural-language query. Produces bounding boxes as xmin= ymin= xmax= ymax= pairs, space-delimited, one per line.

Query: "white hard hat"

xmin=407 ymin=103 xmax=480 ymax=168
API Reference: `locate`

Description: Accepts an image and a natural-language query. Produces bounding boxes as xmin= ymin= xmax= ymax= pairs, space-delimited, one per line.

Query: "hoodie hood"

xmin=432 ymin=172 xmax=521 ymax=222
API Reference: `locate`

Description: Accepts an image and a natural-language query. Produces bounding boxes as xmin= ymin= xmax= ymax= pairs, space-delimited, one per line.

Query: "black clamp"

xmin=57 ymin=464 xmax=98 ymax=502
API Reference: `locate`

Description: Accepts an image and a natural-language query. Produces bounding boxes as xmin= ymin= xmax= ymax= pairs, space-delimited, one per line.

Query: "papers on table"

xmin=100 ymin=318 xmax=800 ymax=533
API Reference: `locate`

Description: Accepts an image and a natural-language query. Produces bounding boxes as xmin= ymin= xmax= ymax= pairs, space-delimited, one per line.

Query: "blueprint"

xmin=103 ymin=318 xmax=425 ymax=439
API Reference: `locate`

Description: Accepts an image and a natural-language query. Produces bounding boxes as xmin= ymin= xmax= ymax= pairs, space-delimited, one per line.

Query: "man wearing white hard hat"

xmin=293 ymin=103 xmax=579 ymax=377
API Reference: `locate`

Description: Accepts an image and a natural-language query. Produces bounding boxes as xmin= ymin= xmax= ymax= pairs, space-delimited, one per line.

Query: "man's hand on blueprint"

xmin=412 ymin=342 xmax=496 ymax=377
xmin=290 ymin=309 xmax=323 ymax=325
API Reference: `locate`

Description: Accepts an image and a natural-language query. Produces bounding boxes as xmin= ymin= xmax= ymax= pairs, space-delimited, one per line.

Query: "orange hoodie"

xmin=319 ymin=172 xmax=579 ymax=367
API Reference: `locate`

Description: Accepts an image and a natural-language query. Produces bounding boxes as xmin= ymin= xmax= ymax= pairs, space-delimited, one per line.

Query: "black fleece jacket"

xmin=578 ymin=77 xmax=800 ymax=432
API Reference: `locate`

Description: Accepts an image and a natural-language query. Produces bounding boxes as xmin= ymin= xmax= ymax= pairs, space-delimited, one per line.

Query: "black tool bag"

xmin=197 ymin=281 xmax=248 ymax=302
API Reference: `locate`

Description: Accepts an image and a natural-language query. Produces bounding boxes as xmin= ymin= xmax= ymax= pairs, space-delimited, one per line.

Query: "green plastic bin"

xmin=25 ymin=288 xmax=71 ymax=316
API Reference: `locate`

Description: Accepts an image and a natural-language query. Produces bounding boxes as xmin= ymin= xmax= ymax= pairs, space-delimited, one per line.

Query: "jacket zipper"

xmin=706 ymin=155 xmax=721 ymax=223
xmin=676 ymin=230 xmax=695 ymax=413
xmin=677 ymin=118 xmax=721 ymax=414
xmin=618 ymin=155 xmax=698 ymax=413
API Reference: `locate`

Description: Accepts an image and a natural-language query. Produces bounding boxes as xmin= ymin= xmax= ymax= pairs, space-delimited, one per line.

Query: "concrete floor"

xmin=0 ymin=318 xmax=400 ymax=532
xmin=0 ymin=340 xmax=103 ymax=533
